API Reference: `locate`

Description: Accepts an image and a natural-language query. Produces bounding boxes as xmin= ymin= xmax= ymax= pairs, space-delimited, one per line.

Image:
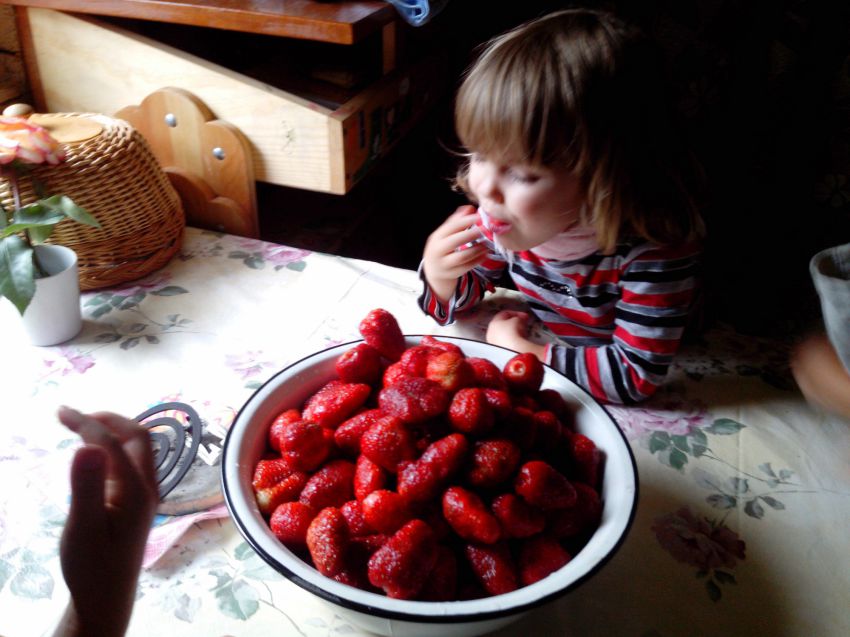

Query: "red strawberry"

xmin=466 ymin=439 xmax=521 ymax=489
xmin=334 ymin=409 xmax=383 ymax=456
xmin=252 ymin=457 xmax=296 ymax=490
xmin=335 ymin=343 xmax=383 ymax=385
xmin=340 ymin=499 xmax=370 ymax=536
xmin=503 ymin=352 xmax=544 ymax=393
xmin=268 ymin=408 xmax=301 ymax=451
xmin=420 ymin=335 xmax=464 ymax=355
xmin=491 ymin=493 xmax=546 ymax=538
xmin=359 ymin=308 xmax=406 ymax=362
xmin=448 ymin=387 xmax=495 ymax=435
xmin=518 ymin=535 xmax=571 ymax=586
xmin=463 ymin=542 xmax=518 ymax=596
xmin=279 ymin=419 xmax=332 ymax=471
xmin=299 ymin=459 xmax=356 ymax=510
xmin=353 ymin=454 xmax=387 ymax=500
xmin=419 ymin=544 xmax=458 ymax=601
xmin=425 ymin=350 xmax=475 ymax=392
xmin=382 ymin=361 xmax=410 ymax=387
xmin=378 ymin=376 xmax=449 ymax=424
xmin=532 ymin=410 xmax=563 ymax=451
xmin=467 ymin=357 xmax=508 ymax=390
xmin=482 ymin=388 xmax=513 ymax=418
xmin=332 ymin=566 xmax=371 ymax=591
xmin=306 ymin=507 xmax=349 ymax=576
xmin=270 ymin=501 xmax=315 ymax=547
xmin=442 ymin=486 xmax=501 ymax=545
xmin=367 ymin=519 xmax=437 ymax=599
xmin=359 ymin=414 xmax=417 ymax=472
xmin=397 ymin=433 xmax=469 ymax=501
xmin=361 ymin=489 xmax=412 ymax=534
xmin=537 ymin=388 xmax=572 ymax=423
xmin=547 ymin=482 xmax=602 ymax=539
xmin=252 ymin=458 xmax=308 ymax=515
xmin=498 ymin=406 xmax=538 ymax=450
xmin=515 ymin=460 xmax=577 ymax=510
xmin=571 ymin=433 xmax=602 ymax=488
xmin=302 ymin=381 xmax=371 ymax=429
xmin=399 ymin=345 xmax=437 ymax=376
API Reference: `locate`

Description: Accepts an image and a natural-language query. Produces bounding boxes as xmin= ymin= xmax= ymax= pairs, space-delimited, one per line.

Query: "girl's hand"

xmin=55 ymin=406 xmax=159 ymax=637
xmin=486 ymin=310 xmax=547 ymax=360
xmin=422 ymin=205 xmax=489 ymax=303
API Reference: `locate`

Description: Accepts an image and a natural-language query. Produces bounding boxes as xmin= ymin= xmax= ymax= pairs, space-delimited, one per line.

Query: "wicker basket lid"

xmin=0 ymin=112 xmax=185 ymax=290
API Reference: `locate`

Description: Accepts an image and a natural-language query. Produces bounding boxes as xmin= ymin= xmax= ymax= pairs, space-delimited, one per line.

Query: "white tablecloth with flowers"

xmin=1 ymin=227 xmax=848 ymax=637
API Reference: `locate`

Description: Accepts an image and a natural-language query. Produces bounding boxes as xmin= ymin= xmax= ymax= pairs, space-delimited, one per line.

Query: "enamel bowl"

xmin=222 ymin=337 xmax=638 ymax=637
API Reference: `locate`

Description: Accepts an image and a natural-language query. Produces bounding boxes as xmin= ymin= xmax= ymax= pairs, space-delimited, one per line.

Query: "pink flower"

xmin=0 ymin=116 xmax=66 ymax=165
xmin=225 ymin=351 xmax=273 ymax=379
xmin=653 ymin=506 xmax=745 ymax=571
xmin=609 ymin=399 xmax=710 ymax=439
xmin=42 ymin=347 xmax=95 ymax=377
xmin=232 ymin=237 xmax=309 ymax=266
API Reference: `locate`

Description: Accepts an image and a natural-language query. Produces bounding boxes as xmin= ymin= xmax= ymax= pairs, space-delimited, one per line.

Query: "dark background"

xmin=260 ymin=0 xmax=850 ymax=338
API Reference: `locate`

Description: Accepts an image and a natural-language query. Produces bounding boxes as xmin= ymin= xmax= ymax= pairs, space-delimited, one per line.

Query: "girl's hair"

xmin=454 ymin=9 xmax=704 ymax=252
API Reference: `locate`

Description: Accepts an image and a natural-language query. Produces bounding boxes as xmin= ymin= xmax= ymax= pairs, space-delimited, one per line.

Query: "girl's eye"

xmin=507 ymin=168 xmax=540 ymax=184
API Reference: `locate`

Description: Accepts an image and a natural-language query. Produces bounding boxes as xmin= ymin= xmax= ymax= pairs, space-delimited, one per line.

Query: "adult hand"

xmin=486 ymin=310 xmax=547 ymax=360
xmin=422 ymin=205 xmax=489 ymax=303
xmin=54 ymin=406 xmax=159 ymax=637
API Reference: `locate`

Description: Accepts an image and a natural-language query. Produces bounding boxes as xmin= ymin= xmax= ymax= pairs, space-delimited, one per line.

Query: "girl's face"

xmin=467 ymin=154 xmax=584 ymax=251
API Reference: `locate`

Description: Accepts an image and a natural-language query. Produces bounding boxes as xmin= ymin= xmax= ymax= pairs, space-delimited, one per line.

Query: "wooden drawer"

xmin=22 ymin=8 xmax=445 ymax=194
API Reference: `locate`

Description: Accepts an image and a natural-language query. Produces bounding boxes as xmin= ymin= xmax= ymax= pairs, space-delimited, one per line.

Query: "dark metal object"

xmin=135 ymin=402 xmax=202 ymax=500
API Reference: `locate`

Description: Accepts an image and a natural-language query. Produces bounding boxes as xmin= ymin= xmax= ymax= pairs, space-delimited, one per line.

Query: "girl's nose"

xmin=477 ymin=165 xmax=504 ymax=205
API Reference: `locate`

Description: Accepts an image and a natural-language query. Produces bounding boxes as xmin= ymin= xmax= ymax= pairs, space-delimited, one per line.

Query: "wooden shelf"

xmin=0 ymin=0 xmax=397 ymax=44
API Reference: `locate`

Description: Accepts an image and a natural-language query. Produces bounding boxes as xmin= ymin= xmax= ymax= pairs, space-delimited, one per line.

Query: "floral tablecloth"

xmin=1 ymin=227 xmax=848 ymax=637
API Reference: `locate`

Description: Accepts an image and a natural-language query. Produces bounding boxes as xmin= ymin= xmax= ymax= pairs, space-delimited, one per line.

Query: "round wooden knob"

xmin=2 ymin=103 xmax=34 ymax=117
xmin=28 ymin=114 xmax=104 ymax=143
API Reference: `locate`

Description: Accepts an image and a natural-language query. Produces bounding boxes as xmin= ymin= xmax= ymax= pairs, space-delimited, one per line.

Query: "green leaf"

xmin=714 ymin=570 xmax=737 ymax=585
xmin=760 ymin=496 xmax=785 ymax=510
xmin=245 ymin=380 xmax=262 ymax=390
xmin=691 ymin=442 xmax=708 ymax=458
xmin=45 ymin=195 xmax=100 ymax=228
xmin=1 ymin=203 xmax=64 ymax=237
xmin=151 ymin=286 xmax=188 ymax=296
xmin=706 ymin=494 xmax=737 ymax=509
xmin=690 ymin=428 xmax=708 ymax=446
xmin=27 ymin=224 xmax=54 ymax=244
xmin=0 ymin=559 xmax=13 ymax=592
xmin=649 ymin=431 xmax=670 ymax=453
xmin=672 ymin=434 xmax=691 ymax=453
xmin=705 ymin=579 xmax=722 ymax=601
xmin=0 ymin=235 xmax=35 ymax=314
xmin=215 ymin=579 xmax=259 ymax=620
xmin=145 ymin=335 xmax=160 ymax=344
xmin=130 ymin=323 xmax=147 ymax=333
xmin=729 ymin=477 xmax=750 ymax=494
xmin=285 ymin=260 xmax=306 ymax=272
xmin=779 ymin=469 xmax=794 ymax=480
xmin=228 ymin=251 xmax=250 ymax=259
xmin=10 ymin=564 xmax=54 ymax=599
xmin=244 ymin=256 xmax=264 ymax=269
xmin=758 ymin=462 xmax=776 ymax=477
xmin=121 ymin=337 xmax=141 ymax=350
xmin=90 ymin=304 xmax=113 ymax=318
xmin=234 ymin=542 xmax=254 ymax=561
xmin=706 ymin=418 xmax=745 ymax=435
xmin=94 ymin=333 xmax=121 ymax=343
xmin=118 ymin=292 xmax=145 ymax=310
xmin=669 ymin=447 xmax=688 ymax=470
xmin=744 ymin=498 xmax=765 ymax=519
xmin=85 ymin=292 xmax=111 ymax=306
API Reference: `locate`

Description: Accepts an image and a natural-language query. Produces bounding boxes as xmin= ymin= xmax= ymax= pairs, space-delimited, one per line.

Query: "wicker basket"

xmin=0 ymin=113 xmax=185 ymax=290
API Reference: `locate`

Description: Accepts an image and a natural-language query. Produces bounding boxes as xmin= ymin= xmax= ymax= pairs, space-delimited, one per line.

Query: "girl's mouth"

xmin=479 ymin=208 xmax=512 ymax=235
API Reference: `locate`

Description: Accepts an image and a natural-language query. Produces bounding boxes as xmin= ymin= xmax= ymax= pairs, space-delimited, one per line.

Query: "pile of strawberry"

xmin=252 ymin=309 xmax=603 ymax=601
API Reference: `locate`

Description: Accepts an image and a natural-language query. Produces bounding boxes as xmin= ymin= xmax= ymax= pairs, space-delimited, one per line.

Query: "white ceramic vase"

xmin=22 ymin=244 xmax=82 ymax=346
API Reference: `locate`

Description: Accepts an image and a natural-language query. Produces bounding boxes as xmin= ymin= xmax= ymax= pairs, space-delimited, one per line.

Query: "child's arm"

xmin=418 ymin=206 xmax=505 ymax=325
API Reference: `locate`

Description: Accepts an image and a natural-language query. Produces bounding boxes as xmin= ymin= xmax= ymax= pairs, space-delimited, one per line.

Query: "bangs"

xmin=455 ymin=30 xmax=582 ymax=169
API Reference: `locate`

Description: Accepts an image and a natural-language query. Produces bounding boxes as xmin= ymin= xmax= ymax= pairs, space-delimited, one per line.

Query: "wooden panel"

xmin=0 ymin=5 xmax=29 ymax=105
xmin=0 ymin=0 xmax=397 ymax=44
xmin=26 ymin=7 xmax=338 ymax=192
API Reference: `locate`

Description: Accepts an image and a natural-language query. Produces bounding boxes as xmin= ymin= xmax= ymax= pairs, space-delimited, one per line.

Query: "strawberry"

xmin=467 ymin=357 xmax=508 ymax=390
xmin=532 ymin=410 xmax=563 ymax=451
xmin=419 ymin=544 xmax=458 ymax=601
xmin=359 ymin=414 xmax=417 ymax=472
xmin=503 ymin=352 xmax=544 ymax=393
xmin=491 ymin=493 xmax=546 ymax=538
xmin=299 ymin=459 xmax=356 ymax=510
xmin=253 ymin=458 xmax=308 ymax=515
xmin=378 ymin=376 xmax=449 ymax=424
xmin=306 ymin=507 xmax=349 ymax=576
xmin=270 ymin=501 xmax=315 ymax=547
xmin=537 ymin=388 xmax=572 ymax=423
xmin=466 ymin=439 xmax=521 ymax=489
xmin=498 ymin=406 xmax=538 ymax=450
xmin=332 ymin=566 xmax=372 ymax=591
xmin=442 ymin=486 xmax=501 ymax=545
xmin=518 ymin=535 xmax=571 ymax=586
xmin=302 ymin=381 xmax=371 ymax=429
xmin=268 ymin=408 xmax=301 ymax=451
xmin=353 ymin=454 xmax=388 ymax=500
xmin=547 ymin=482 xmax=602 ymax=539
xmin=482 ymin=388 xmax=513 ymax=419
xmin=571 ymin=433 xmax=602 ymax=488
xmin=515 ymin=460 xmax=577 ymax=510
xmin=448 ymin=387 xmax=495 ymax=435
xmin=399 ymin=344 xmax=437 ymax=376
xmin=425 ymin=350 xmax=475 ymax=392
xmin=382 ymin=361 xmax=410 ymax=387
xmin=279 ymin=419 xmax=332 ymax=471
xmin=334 ymin=409 xmax=383 ymax=456
xmin=340 ymin=499 xmax=370 ymax=536
xmin=463 ymin=542 xmax=518 ymax=596
xmin=361 ymin=489 xmax=412 ymax=534
xmin=335 ymin=343 xmax=383 ymax=385
xmin=359 ymin=308 xmax=406 ymax=362
xmin=252 ymin=457 xmax=296 ymax=490
xmin=420 ymin=335 xmax=464 ymax=355
xmin=397 ymin=433 xmax=469 ymax=502
xmin=367 ymin=519 xmax=438 ymax=599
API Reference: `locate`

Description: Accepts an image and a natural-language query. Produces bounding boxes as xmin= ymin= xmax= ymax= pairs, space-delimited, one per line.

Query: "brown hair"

xmin=454 ymin=9 xmax=704 ymax=252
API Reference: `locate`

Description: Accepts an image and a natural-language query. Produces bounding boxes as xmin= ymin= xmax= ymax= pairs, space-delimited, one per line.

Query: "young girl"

xmin=419 ymin=9 xmax=704 ymax=405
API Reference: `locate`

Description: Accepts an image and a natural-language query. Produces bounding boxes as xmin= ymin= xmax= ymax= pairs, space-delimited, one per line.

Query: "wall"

xmin=0 ymin=5 xmax=29 ymax=107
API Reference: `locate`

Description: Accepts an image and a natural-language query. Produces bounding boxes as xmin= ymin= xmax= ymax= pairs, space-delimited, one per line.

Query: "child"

xmin=419 ymin=9 xmax=704 ymax=405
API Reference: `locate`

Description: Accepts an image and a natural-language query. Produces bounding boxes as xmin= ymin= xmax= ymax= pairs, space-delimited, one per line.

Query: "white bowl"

xmin=221 ymin=337 xmax=638 ymax=637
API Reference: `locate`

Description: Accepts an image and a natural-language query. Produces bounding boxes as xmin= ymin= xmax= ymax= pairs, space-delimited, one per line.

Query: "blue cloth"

xmin=385 ymin=0 xmax=449 ymax=26
xmin=810 ymin=243 xmax=850 ymax=374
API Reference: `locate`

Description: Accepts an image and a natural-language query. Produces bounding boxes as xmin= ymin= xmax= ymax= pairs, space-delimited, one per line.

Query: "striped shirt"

xmin=418 ymin=224 xmax=700 ymax=404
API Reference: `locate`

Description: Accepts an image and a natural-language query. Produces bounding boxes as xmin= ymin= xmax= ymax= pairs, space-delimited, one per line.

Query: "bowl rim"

xmin=221 ymin=336 xmax=639 ymax=623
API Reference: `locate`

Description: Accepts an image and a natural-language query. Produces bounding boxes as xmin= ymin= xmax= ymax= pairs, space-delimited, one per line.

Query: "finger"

xmin=66 ymin=445 xmax=108 ymax=541
xmin=434 ymin=207 xmax=481 ymax=237
xmin=89 ymin=411 xmax=157 ymax=495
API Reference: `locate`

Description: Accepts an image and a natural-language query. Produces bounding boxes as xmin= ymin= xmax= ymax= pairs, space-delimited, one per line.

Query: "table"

xmin=1 ymin=227 xmax=849 ymax=636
